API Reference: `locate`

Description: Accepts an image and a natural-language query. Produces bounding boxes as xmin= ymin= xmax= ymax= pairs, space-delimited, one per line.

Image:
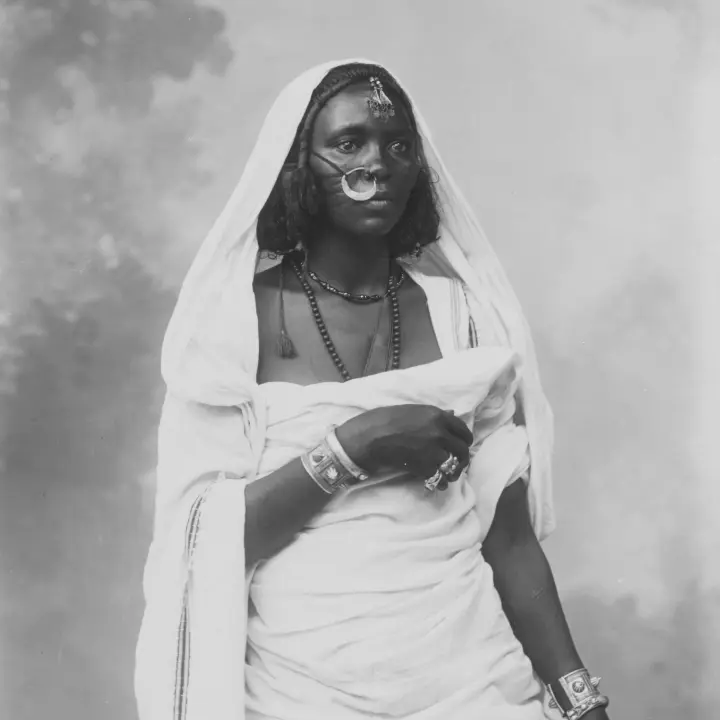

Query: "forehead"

xmin=312 ymin=83 xmax=414 ymax=136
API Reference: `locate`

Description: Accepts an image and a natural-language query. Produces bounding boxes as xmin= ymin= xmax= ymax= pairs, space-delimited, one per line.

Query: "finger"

xmin=421 ymin=446 xmax=453 ymax=478
xmin=422 ymin=446 xmax=463 ymax=490
xmin=445 ymin=464 xmax=464 ymax=483
xmin=411 ymin=448 xmax=449 ymax=490
xmin=438 ymin=435 xmax=471 ymax=470
xmin=439 ymin=440 xmax=471 ymax=485
xmin=441 ymin=411 xmax=474 ymax=446
xmin=442 ymin=455 xmax=466 ymax=483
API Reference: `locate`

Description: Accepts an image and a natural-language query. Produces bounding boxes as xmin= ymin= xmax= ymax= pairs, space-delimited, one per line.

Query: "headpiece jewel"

xmin=367 ymin=76 xmax=395 ymax=122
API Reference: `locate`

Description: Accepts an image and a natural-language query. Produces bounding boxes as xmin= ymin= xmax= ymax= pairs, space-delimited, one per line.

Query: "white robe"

xmin=244 ymin=271 xmax=542 ymax=719
xmin=136 ymin=270 xmax=554 ymax=719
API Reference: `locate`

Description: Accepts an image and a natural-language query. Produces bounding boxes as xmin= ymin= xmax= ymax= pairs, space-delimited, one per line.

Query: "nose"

xmin=361 ymin=142 xmax=391 ymax=180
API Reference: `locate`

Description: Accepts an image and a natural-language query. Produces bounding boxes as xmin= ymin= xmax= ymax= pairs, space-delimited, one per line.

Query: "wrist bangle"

xmin=301 ymin=432 xmax=370 ymax=495
xmin=547 ymin=669 xmax=608 ymax=719
xmin=301 ymin=452 xmax=336 ymax=494
xmin=566 ymin=694 xmax=609 ymax=719
xmin=326 ymin=429 xmax=370 ymax=482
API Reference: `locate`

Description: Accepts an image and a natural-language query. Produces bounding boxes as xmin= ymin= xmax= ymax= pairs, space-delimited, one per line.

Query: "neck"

xmin=305 ymin=225 xmax=392 ymax=295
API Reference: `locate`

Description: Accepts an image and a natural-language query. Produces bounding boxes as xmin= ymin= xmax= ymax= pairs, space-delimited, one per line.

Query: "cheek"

xmin=314 ymin=175 xmax=365 ymax=222
xmin=312 ymin=171 xmax=345 ymax=206
xmin=309 ymin=166 xmax=419 ymax=230
xmin=398 ymin=167 xmax=421 ymax=199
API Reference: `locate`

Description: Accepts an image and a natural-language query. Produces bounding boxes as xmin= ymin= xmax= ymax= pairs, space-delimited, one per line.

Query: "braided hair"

xmin=256 ymin=63 xmax=441 ymax=258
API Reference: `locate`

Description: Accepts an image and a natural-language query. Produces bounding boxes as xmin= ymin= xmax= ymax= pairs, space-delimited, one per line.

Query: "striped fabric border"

xmin=173 ymin=488 xmax=210 ymax=720
xmin=171 ymin=404 xmax=253 ymax=719
xmin=173 ymin=596 xmax=190 ymax=720
xmin=469 ymin=315 xmax=479 ymax=349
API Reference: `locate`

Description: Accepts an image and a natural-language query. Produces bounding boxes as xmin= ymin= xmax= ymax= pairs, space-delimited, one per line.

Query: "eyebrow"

xmin=324 ymin=122 xmax=415 ymax=139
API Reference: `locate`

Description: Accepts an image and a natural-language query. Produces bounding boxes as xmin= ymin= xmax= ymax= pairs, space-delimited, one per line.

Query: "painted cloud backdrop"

xmin=1 ymin=2 xmax=717 ymax=718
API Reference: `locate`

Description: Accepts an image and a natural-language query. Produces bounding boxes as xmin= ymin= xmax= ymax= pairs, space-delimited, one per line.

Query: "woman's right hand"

xmin=335 ymin=405 xmax=474 ymax=490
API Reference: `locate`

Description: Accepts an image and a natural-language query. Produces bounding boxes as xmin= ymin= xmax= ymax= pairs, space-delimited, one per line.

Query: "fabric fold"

xmin=243 ymin=350 xmax=542 ymax=718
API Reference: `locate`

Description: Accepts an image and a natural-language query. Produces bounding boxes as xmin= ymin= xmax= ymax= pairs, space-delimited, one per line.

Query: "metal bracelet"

xmin=302 ymin=435 xmax=366 ymax=495
xmin=547 ymin=669 xmax=607 ymax=719
xmin=326 ymin=429 xmax=370 ymax=482
xmin=300 ymin=452 xmax=335 ymax=494
xmin=566 ymin=694 xmax=609 ymax=720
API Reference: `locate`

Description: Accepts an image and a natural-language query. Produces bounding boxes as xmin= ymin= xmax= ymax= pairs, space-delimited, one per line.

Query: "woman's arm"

xmin=244 ymin=457 xmax=333 ymax=568
xmin=481 ymin=478 xmax=609 ymax=720
xmin=245 ymin=404 xmax=473 ymax=569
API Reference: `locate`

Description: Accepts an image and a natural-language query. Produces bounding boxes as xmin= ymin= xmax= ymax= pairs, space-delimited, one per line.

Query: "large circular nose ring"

xmin=341 ymin=167 xmax=377 ymax=202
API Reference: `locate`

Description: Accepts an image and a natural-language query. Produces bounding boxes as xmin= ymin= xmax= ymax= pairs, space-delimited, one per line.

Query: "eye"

xmin=390 ymin=140 xmax=411 ymax=154
xmin=335 ymin=140 xmax=359 ymax=154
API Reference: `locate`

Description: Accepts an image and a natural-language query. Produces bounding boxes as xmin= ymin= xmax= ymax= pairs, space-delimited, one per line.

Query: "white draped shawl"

xmin=135 ymin=59 xmax=556 ymax=720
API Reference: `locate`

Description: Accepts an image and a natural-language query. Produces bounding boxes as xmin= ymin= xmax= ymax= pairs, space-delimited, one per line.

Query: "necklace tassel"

xmin=277 ymin=260 xmax=298 ymax=359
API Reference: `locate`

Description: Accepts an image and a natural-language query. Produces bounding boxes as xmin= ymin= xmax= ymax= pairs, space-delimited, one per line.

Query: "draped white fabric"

xmin=135 ymin=59 xmax=557 ymax=720
xmin=245 ymin=353 xmax=541 ymax=719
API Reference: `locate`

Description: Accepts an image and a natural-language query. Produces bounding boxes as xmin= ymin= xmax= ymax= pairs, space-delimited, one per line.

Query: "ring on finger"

xmin=424 ymin=469 xmax=445 ymax=492
xmin=439 ymin=454 xmax=460 ymax=476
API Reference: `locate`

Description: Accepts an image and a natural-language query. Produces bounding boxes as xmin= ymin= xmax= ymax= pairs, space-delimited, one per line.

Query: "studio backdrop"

xmin=0 ymin=2 xmax=717 ymax=719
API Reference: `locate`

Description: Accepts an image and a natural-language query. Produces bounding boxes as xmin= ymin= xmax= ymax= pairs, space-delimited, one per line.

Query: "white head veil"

xmin=160 ymin=57 xmax=555 ymax=536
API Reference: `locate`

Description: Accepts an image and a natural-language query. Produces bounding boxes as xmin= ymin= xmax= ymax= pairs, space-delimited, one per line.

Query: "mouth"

xmin=363 ymin=193 xmax=395 ymax=205
xmin=361 ymin=199 xmax=396 ymax=213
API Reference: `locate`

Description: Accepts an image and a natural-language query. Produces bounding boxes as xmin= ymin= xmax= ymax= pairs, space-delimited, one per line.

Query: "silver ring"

xmin=341 ymin=167 xmax=377 ymax=202
xmin=439 ymin=454 xmax=460 ymax=475
xmin=424 ymin=470 xmax=444 ymax=492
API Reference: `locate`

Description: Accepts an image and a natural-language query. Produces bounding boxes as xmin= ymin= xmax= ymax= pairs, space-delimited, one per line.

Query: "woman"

xmin=135 ymin=60 xmax=611 ymax=720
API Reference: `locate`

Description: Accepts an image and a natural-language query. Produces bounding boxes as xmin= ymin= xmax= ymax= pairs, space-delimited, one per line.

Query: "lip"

xmin=361 ymin=199 xmax=395 ymax=211
xmin=363 ymin=196 xmax=395 ymax=205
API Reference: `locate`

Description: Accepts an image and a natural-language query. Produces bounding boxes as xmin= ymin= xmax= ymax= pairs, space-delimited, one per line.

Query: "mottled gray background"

xmin=1 ymin=1 xmax=718 ymax=718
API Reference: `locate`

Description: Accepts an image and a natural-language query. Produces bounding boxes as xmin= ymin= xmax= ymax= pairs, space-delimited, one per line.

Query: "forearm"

xmin=482 ymin=480 xmax=609 ymax=719
xmin=244 ymin=457 xmax=332 ymax=568
xmin=484 ymin=533 xmax=582 ymax=682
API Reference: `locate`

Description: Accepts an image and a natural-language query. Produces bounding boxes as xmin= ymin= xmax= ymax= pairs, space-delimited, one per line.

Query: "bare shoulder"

xmin=398 ymin=272 xmax=433 ymax=311
xmin=253 ymin=264 xmax=283 ymax=337
xmin=253 ymin=263 xmax=282 ymax=295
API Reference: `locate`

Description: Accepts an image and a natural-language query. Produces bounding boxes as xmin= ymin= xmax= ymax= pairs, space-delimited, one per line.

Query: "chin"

xmin=351 ymin=215 xmax=401 ymax=237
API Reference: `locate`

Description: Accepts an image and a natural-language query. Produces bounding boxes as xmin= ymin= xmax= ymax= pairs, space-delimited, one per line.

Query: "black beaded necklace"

xmin=287 ymin=255 xmax=401 ymax=382
xmin=306 ymin=266 xmax=406 ymax=303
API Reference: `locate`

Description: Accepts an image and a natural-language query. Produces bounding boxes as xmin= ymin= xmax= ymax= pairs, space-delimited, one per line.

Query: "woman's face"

xmin=308 ymin=82 xmax=420 ymax=238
